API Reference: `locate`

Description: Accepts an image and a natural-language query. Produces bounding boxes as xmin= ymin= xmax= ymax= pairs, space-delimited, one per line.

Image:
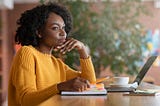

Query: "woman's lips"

xmin=58 ymin=39 xmax=66 ymax=45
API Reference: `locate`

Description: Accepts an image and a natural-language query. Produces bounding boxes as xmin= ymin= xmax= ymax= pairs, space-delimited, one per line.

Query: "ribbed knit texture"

xmin=8 ymin=45 xmax=96 ymax=106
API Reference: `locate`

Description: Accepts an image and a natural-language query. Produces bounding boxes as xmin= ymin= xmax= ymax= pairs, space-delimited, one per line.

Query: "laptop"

xmin=105 ymin=56 xmax=157 ymax=92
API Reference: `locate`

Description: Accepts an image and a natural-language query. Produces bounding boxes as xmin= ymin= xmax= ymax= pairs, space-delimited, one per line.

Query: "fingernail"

xmin=60 ymin=49 xmax=63 ymax=52
xmin=54 ymin=48 xmax=58 ymax=51
xmin=86 ymin=80 xmax=90 ymax=84
xmin=57 ymin=46 xmax=61 ymax=48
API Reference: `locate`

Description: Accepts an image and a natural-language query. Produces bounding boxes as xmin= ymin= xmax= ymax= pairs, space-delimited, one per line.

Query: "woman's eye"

xmin=52 ymin=27 xmax=59 ymax=30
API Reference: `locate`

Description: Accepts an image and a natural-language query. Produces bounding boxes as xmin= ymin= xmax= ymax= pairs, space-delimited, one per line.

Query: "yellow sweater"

xmin=8 ymin=45 xmax=96 ymax=106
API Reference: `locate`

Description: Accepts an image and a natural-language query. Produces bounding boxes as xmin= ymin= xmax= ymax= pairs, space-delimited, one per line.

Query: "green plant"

xmin=40 ymin=0 xmax=149 ymax=77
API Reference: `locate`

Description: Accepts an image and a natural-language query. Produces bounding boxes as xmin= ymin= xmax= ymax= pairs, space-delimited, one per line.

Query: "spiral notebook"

xmin=61 ymin=84 xmax=107 ymax=96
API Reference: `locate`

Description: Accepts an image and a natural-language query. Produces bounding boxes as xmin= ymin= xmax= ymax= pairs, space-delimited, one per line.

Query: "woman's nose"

xmin=60 ymin=29 xmax=67 ymax=37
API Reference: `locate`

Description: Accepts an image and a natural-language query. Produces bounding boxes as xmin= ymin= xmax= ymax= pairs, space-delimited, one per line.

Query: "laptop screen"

xmin=133 ymin=56 xmax=157 ymax=85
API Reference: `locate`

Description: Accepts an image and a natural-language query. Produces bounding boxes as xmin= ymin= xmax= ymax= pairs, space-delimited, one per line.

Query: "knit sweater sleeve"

xmin=80 ymin=57 xmax=96 ymax=83
xmin=65 ymin=57 xmax=96 ymax=83
xmin=11 ymin=47 xmax=59 ymax=106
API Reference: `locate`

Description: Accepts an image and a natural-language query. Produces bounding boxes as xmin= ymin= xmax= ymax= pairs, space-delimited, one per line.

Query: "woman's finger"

xmin=60 ymin=40 xmax=77 ymax=54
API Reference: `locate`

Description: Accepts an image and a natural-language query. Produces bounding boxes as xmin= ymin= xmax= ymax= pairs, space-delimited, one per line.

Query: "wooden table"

xmin=39 ymin=92 xmax=160 ymax=106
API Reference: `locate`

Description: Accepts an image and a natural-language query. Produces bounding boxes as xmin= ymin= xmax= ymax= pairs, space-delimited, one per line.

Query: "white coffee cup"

xmin=112 ymin=77 xmax=129 ymax=85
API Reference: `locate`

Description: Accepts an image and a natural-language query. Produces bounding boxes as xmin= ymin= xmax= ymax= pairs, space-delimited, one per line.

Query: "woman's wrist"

xmin=78 ymin=44 xmax=89 ymax=59
xmin=57 ymin=83 xmax=64 ymax=92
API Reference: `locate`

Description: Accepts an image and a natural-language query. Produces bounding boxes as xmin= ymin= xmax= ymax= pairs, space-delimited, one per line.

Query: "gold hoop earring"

xmin=38 ymin=34 xmax=42 ymax=38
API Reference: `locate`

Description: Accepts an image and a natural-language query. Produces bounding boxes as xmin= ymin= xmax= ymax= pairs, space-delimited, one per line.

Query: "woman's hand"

xmin=57 ymin=77 xmax=90 ymax=92
xmin=54 ymin=38 xmax=89 ymax=58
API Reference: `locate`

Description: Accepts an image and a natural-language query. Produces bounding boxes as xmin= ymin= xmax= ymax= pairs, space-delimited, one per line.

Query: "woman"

xmin=8 ymin=2 xmax=96 ymax=106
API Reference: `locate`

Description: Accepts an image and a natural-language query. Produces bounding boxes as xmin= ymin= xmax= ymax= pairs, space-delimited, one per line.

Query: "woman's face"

xmin=39 ymin=12 xmax=67 ymax=48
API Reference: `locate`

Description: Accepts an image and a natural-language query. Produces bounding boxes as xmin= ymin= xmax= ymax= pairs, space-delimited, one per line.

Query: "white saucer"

xmin=109 ymin=84 xmax=130 ymax=87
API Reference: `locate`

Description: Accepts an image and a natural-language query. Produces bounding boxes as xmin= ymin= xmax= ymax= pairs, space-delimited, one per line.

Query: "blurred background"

xmin=1 ymin=0 xmax=160 ymax=105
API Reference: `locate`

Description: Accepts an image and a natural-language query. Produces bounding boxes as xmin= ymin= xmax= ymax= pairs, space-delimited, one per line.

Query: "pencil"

xmin=96 ymin=76 xmax=110 ymax=83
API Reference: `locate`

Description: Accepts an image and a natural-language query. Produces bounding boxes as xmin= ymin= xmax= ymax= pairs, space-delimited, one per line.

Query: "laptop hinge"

xmin=130 ymin=82 xmax=138 ymax=89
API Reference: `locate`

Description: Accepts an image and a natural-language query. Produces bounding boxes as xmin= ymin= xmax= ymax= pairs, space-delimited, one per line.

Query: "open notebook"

xmin=123 ymin=89 xmax=160 ymax=96
xmin=123 ymin=82 xmax=160 ymax=96
xmin=61 ymin=83 xmax=107 ymax=96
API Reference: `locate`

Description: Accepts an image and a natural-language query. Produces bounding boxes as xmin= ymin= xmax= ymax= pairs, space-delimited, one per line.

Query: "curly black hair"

xmin=15 ymin=2 xmax=73 ymax=46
